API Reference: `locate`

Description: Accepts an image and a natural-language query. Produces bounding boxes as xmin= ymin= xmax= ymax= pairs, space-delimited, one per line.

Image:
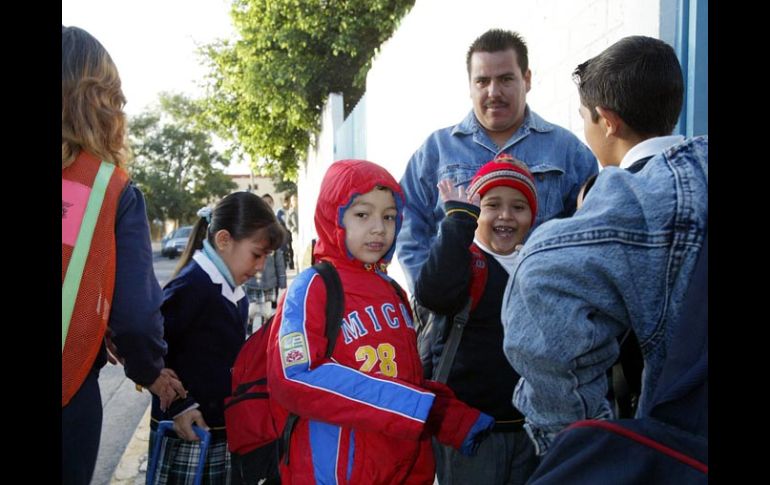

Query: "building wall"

xmin=156 ymin=173 xmax=290 ymax=240
xmin=364 ymin=0 xmax=660 ymax=183
xmin=296 ymin=94 xmax=344 ymax=269
xmin=229 ymin=173 xmax=287 ymax=205
xmin=301 ymin=0 xmax=665 ymax=285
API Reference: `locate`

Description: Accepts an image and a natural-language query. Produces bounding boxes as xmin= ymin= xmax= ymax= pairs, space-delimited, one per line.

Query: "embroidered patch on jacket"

xmin=281 ymin=332 xmax=309 ymax=367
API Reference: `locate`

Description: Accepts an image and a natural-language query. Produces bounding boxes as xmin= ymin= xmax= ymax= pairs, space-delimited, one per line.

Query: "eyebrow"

xmin=350 ymin=201 xmax=373 ymax=209
xmin=351 ymin=202 xmax=397 ymax=215
xmin=474 ymin=71 xmax=517 ymax=80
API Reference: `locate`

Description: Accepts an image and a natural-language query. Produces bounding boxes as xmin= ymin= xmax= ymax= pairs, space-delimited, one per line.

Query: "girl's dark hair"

xmin=172 ymin=192 xmax=287 ymax=278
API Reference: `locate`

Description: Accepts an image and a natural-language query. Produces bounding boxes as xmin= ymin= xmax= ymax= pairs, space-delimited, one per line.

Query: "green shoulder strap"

xmin=62 ymin=161 xmax=116 ymax=353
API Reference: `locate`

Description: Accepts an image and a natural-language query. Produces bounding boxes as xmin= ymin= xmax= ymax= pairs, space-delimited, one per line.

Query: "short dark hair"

xmin=573 ymin=36 xmax=684 ymax=137
xmin=466 ymin=29 xmax=529 ymax=77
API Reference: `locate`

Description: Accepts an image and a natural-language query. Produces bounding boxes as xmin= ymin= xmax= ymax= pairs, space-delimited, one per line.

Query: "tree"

xmin=202 ymin=0 xmax=415 ymax=181
xmin=272 ymin=175 xmax=296 ymax=196
xmin=128 ymin=93 xmax=237 ymax=227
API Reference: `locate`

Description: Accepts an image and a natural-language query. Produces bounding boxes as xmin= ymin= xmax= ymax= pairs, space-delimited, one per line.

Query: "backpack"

xmin=224 ymin=260 xmax=409 ymax=484
xmin=413 ymin=243 xmax=488 ymax=382
xmin=528 ymin=231 xmax=708 ymax=484
xmin=608 ymin=328 xmax=644 ymax=418
xmin=224 ymin=260 xmax=344 ymax=484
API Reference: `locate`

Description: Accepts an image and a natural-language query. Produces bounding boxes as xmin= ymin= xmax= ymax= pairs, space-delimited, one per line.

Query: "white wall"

xmin=296 ymin=94 xmax=345 ymax=269
xmin=301 ymin=0 xmax=661 ymax=286
xmin=365 ymin=0 xmax=660 ymax=182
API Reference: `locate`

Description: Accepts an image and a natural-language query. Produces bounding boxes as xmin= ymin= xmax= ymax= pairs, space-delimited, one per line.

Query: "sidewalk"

xmin=110 ymin=405 xmax=152 ymax=485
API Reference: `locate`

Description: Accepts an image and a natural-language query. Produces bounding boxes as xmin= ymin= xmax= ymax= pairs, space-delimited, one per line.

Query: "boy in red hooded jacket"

xmin=266 ymin=160 xmax=494 ymax=484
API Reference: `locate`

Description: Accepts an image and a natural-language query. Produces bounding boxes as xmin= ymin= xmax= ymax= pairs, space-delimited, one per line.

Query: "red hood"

xmin=313 ymin=159 xmax=405 ymax=272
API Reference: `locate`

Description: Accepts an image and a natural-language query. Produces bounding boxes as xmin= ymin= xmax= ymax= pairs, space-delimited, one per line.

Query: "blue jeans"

xmin=433 ymin=430 xmax=539 ymax=485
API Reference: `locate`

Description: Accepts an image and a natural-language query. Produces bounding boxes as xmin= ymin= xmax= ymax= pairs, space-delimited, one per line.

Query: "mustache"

xmin=484 ymin=100 xmax=509 ymax=108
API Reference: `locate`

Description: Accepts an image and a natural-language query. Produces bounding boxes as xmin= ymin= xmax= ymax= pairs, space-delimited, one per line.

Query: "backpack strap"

xmin=431 ymin=244 xmax=487 ymax=383
xmin=387 ymin=277 xmax=409 ymax=306
xmin=432 ymin=299 xmax=471 ymax=383
xmin=312 ymin=260 xmax=345 ymax=358
xmin=279 ymin=413 xmax=299 ymax=465
xmin=61 ymin=161 xmax=116 ymax=353
xmin=468 ymin=243 xmax=488 ymax=311
xmin=280 ymin=260 xmax=344 ymax=465
xmin=610 ymin=330 xmax=644 ymax=418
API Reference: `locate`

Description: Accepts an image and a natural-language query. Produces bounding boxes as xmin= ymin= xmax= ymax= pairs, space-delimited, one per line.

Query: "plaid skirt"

xmin=147 ymin=431 xmax=231 ymax=485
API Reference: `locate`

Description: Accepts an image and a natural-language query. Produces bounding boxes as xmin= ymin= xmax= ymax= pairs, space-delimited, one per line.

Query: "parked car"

xmin=161 ymin=225 xmax=193 ymax=258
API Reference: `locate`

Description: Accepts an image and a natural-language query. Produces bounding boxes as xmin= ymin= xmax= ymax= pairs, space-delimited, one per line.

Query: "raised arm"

xmin=415 ymin=180 xmax=480 ymax=315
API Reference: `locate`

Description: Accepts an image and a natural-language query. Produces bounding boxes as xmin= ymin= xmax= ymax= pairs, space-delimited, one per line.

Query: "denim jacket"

xmin=501 ymin=136 xmax=708 ymax=455
xmin=397 ymin=107 xmax=597 ymax=291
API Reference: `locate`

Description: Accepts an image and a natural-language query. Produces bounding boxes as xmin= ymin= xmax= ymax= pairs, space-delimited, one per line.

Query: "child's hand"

xmin=467 ymin=191 xmax=481 ymax=207
xmin=438 ymin=179 xmax=479 ymax=207
xmin=173 ymin=408 xmax=209 ymax=441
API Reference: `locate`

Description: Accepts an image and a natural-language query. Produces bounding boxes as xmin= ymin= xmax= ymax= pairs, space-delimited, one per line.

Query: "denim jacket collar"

xmin=451 ymin=106 xmax=555 ymax=152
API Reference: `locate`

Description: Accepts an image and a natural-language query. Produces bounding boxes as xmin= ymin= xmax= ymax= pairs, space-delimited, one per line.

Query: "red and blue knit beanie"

xmin=467 ymin=154 xmax=538 ymax=221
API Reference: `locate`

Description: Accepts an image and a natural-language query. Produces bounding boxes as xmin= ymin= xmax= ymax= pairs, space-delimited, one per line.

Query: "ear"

xmin=595 ymin=106 xmax=624 ymax=137
xmin=523 ymin=69 xmax=532 ymax=93
xmin=214 ymin=229 xmax=233 ymax=251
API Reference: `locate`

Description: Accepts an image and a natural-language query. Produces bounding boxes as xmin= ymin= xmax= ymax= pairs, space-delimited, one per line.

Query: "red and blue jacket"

xmin=267 ymin=160 xmax=492 ymax=484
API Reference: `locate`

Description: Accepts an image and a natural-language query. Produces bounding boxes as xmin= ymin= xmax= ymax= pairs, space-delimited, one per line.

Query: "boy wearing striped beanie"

xmin=464 ymin=154 xmax=537 ymax=260
xmin=414 ymin=154 xmax=539 ymax=484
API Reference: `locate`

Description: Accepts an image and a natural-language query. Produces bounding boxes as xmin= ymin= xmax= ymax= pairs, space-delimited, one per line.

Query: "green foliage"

xmin=128 ymin=93 xmax=237 ymax=226
xmin=272 ymin=175 xmax=297 ymax=196
xmin=202 ymin=0 xmax=415 ymax=182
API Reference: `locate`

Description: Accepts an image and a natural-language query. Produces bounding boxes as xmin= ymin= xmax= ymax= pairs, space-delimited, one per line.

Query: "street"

xmin=90 ymin=245 xmax=177 ymax=485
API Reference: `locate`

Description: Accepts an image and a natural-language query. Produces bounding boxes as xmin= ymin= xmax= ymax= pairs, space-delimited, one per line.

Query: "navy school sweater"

xmin=415 ymin=201 xmax=525 ymax=430
xmin=151 ymin=253 xmax=248 ymax=437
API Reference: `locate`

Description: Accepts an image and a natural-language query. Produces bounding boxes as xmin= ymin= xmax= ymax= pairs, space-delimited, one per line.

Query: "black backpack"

xmin=528 ymin=231 xmax=708 ymax=484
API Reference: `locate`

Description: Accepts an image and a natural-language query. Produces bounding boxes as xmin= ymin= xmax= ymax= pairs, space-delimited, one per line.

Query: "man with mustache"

xmin=398 ymin=29 xmax=597 ymax=292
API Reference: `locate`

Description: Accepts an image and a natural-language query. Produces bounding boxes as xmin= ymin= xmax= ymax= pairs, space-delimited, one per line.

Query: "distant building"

xmin=154 ymin=170 xmax=289 ymax=241
xmin=228 ymin=172 xmax=287 ymax=212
